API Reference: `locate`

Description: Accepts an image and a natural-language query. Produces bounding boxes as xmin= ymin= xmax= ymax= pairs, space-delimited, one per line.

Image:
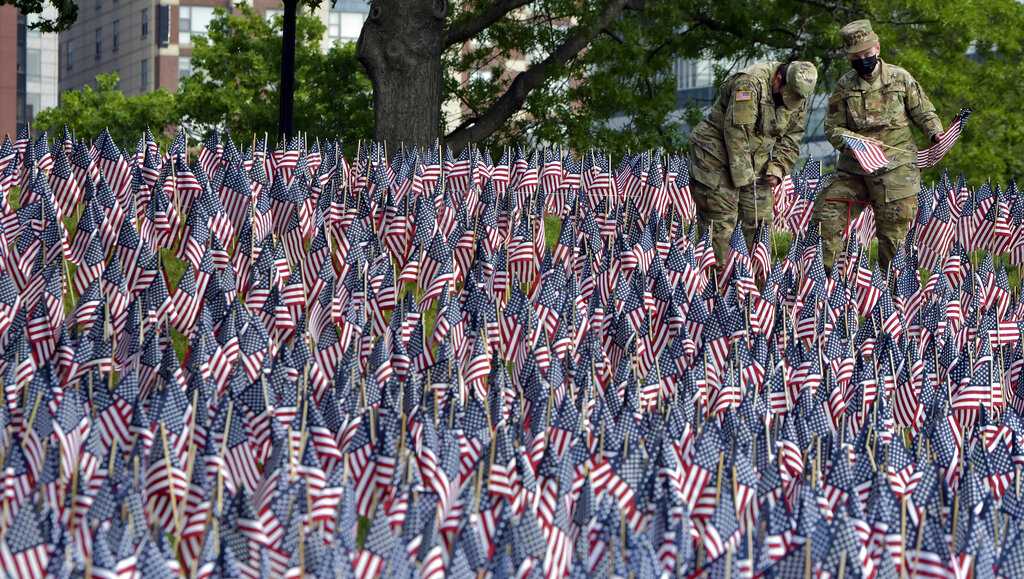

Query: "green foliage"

xmin=33 ymin=73 xmax=178 ymax=148
xmin=7 ymin=0 xmax=78 ymax=32
xmin=444 ymin=0 xmax=1024 ymax=186
xmin=881 ymin=0 xmax=1024 ymax=185
xmin=35 ymin=5 xmax=373 ymax=151
xmin=28 ymin=0 xmax=1024 ymax=186
xmin=177 ymin=4 xmax=373 ymax=147
xmin=444 ymin=0 xmax=841 ymax=155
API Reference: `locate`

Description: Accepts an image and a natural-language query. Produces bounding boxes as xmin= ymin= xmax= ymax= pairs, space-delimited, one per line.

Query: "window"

xmin=339 ymin=12 xmax=364 ymax=41
xmin=157 ymin=5 xmax=170 ymax=47
xmin=26 ymin=94 xmax=40 ymax=124
xmin=95 ymin=28 xmax=102 ymax=60
xmin=178 ymin=6 xmax=215 ymax=44
xmin=327 ymin=11 xmax=366 ymax=42
xmin=140 ymin=59 xmax=149 ymax=90
xmin=112 ymin=19 xmax=119 ymax=52
xmin=328 ymin=11 xmax=341 ymax=39
xmin=178 ymin=56 xmax=191 ymax=80
xmin=26 ymin=49 xmax=40 ymax=82
xmin=65 ymin=42 xmax=72 ymax=70
xmin=674 ymin=59 xmax=716 ymax=91
xmin=178 ymin=6 xmax=189 ymax=43
xmin=25 ymin=15 xmax=40 ymax=38
xmin=141 ymin=8 xmax=149 ymax=37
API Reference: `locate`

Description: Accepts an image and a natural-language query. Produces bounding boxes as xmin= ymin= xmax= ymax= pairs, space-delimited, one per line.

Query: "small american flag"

xmin=842 ymin=134 xmax=889 ymax=173
xmin=916 ymin=107 xmax=972 ymax=168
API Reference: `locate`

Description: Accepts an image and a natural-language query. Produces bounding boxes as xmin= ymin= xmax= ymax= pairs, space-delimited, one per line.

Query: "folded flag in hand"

xmin=842 ymin=134 xmax=889 ymax=173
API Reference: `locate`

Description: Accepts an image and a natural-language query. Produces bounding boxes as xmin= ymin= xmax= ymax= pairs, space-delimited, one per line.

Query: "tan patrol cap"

xmin=782 ymin=61 xmax=817 ymax=107
xmin=840 ymin=19 xmax=879 ymax=54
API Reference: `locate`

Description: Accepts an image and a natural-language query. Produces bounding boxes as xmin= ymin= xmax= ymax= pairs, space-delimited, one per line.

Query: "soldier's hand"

xmin=764 ymin=175 xmax=781 ymax=188
xmin=932 ymin=131 xmax=944 ymax=144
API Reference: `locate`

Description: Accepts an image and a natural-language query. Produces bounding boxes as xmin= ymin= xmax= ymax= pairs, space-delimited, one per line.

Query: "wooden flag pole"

xmin=159 ymin=424 xmax=182 ymax=548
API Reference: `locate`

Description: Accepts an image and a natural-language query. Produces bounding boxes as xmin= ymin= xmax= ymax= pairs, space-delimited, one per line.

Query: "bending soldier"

xmin=689 ymin=60 xmax=818 ymax=266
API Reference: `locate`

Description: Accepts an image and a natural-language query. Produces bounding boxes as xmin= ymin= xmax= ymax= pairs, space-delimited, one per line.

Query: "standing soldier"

xmin=812 ymin=19 xmax=944 ymax=272
xmin=689 ymin=60 xmax=818 ymax=266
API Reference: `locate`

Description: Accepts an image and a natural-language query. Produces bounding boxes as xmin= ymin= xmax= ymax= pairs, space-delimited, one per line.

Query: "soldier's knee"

xmin=876 ymin=197 xmax=916 ymax=236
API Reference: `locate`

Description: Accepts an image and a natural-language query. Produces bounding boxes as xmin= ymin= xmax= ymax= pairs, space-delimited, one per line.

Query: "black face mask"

xmin=851 ymin=54 xmax=878 ymax=78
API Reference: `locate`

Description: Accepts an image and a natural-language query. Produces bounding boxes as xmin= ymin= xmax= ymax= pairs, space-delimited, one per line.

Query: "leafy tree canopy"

xmin=34 ymin=5 xmax=374 ymax=152
xmin=26 ymin=0 xmax=1024 ymax=184
xmin=177 ymin=4 xmax=373 ymax=146
xmin=32 ymin=73 xmax=178 ymax=146
xmin=443 ymin=0 xmax=1024 ymax=183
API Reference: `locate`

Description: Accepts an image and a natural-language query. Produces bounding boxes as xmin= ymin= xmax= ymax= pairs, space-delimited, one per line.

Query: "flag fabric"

xmin=0 ymin=127 xmax=1013 ymax=579
xmin=916 ymin=107 xmax=972 ymax=168
xmin=842 ymin=134 xmax=889 ymax=173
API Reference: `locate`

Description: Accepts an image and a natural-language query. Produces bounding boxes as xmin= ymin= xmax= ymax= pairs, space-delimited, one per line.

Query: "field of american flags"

xmin=0 ymin=123 xmax=1022 ymax=579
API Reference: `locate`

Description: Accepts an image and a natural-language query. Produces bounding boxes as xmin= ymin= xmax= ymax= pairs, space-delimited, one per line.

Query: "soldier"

xmin=812 ymin=19 xmax=944 ymax=272
xmin=689 ymin=60 xmax=818 ymax=266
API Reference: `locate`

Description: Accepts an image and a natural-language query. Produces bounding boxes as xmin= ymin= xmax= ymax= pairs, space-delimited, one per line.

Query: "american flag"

xmin=0 ymin=128 xmax=1018 ymax=579
xmin=842 ymin=134 xmax=889 ymax=173
xmin=917 ymin=107 xmax=972 ymax=168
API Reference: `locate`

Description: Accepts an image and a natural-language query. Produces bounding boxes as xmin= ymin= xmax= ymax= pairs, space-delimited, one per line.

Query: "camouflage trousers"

xmin=811 ymin=164 xmax=920 ymax=272
xmin=690 ymin=176 xmax=772 ymax=267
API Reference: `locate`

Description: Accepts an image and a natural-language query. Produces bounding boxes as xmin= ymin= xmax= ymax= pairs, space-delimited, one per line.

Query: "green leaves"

xmin=33 ymin=73 xmax=178 ymax=148
xmin=27 ymin=0 xmax=1024 ymax=188
xmin=3 ymin=0 xmax=78 ymax=32
xmin=445 ymin=0 xmax=1024 ymax=186
xmin=34 ymin=5 xmax=374 ymax=152
xmin=177 ymin=4 xmax=373 ymax=148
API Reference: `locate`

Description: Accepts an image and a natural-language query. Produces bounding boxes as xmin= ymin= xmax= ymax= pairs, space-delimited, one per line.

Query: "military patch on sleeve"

xmin=735 ymin=90 xmax=753 ymax=102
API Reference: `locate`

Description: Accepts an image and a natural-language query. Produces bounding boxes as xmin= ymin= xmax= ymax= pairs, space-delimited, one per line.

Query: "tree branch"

xmin=444 ymin=0 xmax=533 ymax=48
xmin=602 ymin=26 xmax=626 ymax=44
xmin=445 ymin=0 xmax=634 ymax=150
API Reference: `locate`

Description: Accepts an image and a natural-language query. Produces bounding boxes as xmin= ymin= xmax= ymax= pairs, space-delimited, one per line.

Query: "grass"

xmin=157 ymin=249 xmax=189 ymax=359
xmin=356 ymin=516 xmax=370 ymax=546
xmin=159 ymin=249 xmax=187 ymax=287
xmin=769 ymin=231 xmax=878 ymax=264
xmin=544 ymin=216 xmax=561 ymax=250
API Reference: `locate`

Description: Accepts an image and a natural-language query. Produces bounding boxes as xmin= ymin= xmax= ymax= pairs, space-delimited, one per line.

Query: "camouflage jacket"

xmin=689 ymin=61 xmax=809 ymax=190
xmin=825 ymin=59 xmax=942 ymax=175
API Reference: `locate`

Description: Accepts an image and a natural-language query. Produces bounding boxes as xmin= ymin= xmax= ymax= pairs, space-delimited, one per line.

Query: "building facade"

xmin=58 ymin=0 xmax=370 ymax=97
xmin=0 ymin=7 xmax=59 ymax=137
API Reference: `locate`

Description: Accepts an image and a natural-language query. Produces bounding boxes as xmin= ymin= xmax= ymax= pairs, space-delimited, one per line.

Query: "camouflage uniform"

xmin=689 ymin=61 xmax=816 ymax=265
xmin=812 ymin=20 xmax=943 ymax=271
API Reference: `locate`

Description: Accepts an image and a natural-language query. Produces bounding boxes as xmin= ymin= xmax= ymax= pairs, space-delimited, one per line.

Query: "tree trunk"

xmin=357 ymin=0 xmax=447 ymax=148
